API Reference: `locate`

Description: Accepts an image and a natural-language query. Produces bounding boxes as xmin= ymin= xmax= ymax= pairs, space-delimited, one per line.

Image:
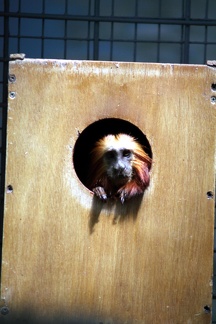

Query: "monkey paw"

xmin=118 ymin=191 xmax=127 ymax=204
xmin=92 ymin=186 xmax=108 ymax=202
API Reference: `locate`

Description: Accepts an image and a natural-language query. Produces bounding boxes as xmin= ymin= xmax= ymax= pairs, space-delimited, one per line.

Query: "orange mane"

xmin=88 ymin=133 xmax=152 ymax=201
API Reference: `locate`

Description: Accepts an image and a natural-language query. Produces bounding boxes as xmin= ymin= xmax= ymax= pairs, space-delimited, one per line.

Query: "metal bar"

xmin=180 ymin=0 xmax=184 ymax=64
xmin=133 ymin=0 xmax=138 ymax=61
xmin=203 ymin=0 xmax=209 ymax=63
xmin=63 ymin=0 xmax=68 ymax=59
xmin=157 ymin=0 xmax=162 ymax=62
xmin=3 ymin=35 xmax=215 ymax=47
xmin=93 ymin=0 xmax=100 ymax=60
xmin=0 ymin=11 xmax=216 ymax=26
xmin=87 ymin=0 xmax=91 ymax=59
xmin=41 ymin=0 xmax=45 ymax=58
xmin=110 ymin=0 xmax=114 ymax=61
xmin=17 ymin=0 xmax=21 ymax=53
xmin=183 ymin=0 xmax=191 ymax=63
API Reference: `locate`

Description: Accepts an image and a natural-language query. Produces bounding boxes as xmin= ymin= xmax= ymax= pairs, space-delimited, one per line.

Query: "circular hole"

xmin=211 ymin=83 xmax=216 ymax=91
xmin=203 ymin=305 xmax=211 ymax=314
xmin=206 ymin=191 xmax=213 ymax=199
xmin=0 ymin=306 xmax=9 ymax=316
xmin=9 ymin=91 xmax=16 ymax=99
xmin=8 ymin=74 xmax=16 ymax=83
xmin=73 ymin=118 xmax=152 ymax=191
xmin=6 ymin=185 xmax=13 ymax=193
xmin=210 ymin=96 xmax=216 ymax=104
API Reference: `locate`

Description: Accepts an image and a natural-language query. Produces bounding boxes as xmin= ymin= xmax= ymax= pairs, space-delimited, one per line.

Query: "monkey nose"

xmin=116 ymin=163 xmax=125 ymax=170
xmin=114 ymin=166 xmax=125 ymax=176
xmin=114 ymin=165 xmax=123 ymax=171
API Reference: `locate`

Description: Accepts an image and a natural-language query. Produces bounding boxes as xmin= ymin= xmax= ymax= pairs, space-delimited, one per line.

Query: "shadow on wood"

xmin=89 ymin=194 xmax=144 ymax=234
xmin=1 ymin=309 xmax=104 ymax=324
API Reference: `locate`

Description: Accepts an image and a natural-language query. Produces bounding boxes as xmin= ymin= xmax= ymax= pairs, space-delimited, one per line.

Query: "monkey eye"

xmin=105 ymin=150 xmax=116 ymax=159
xmin=122 ymin=149 xmax=132 ymax=158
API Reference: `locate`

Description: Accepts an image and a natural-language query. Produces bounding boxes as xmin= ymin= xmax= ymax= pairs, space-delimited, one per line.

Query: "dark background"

xmin=0 ymin=0 xmax=216 ymax=321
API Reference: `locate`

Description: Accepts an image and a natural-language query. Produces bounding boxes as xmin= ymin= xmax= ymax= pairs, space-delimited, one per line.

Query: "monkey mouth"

xmin=113 ymin=172 xmax=129 ymax=179
xmin=109 ymin=173 xmax=131 ymax=185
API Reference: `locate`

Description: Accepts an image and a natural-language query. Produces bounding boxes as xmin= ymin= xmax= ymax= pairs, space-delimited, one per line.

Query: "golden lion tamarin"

xmin=88 ymin=133 xmax=151 ymax=203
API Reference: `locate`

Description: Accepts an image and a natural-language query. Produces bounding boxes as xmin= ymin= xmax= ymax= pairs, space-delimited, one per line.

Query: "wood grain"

xmin=1 ymin=59 xmax=216 ymax=323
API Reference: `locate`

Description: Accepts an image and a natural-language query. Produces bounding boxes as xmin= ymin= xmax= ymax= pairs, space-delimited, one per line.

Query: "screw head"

xmin=8 ymin=74 xmax=16 ymax=83
xmin=0 ymin=306 xmax=9 ymax=315
xmin=204 ymin=305 xmax=211 ymax=314
xmin=210 ymin=96 xmax=216 ymax=104
xmin=9 ymin=91 xmax=16 ymax=99
xmin=206 ymin=191 xmax=213 ymax=199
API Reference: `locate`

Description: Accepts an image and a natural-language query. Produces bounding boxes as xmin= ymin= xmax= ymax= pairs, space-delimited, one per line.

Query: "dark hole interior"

xmin=204 ymin=305 xmax=211 ymax=314
xmin=211 ymin=83 xmax=216 ymax=91
xmin=73 ymin=118 xmax=152 ymax=190
xmin=206 ymin=191 xmax=213 ymax=199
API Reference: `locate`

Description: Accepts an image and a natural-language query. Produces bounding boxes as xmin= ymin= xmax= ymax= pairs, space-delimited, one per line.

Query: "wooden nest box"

xmin=1 ymin=58 xmax=216 ymax=323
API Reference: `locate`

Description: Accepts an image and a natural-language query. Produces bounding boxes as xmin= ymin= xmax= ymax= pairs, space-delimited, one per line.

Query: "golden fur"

xmin=88 ymin=134 xmax=151 ymax=202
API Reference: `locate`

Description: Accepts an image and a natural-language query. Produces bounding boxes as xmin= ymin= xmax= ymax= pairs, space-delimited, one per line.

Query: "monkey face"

xmin=88 ymin=133 xmax=151 ymax=202
xmin=103 ymin=148 xmax=133 ymax=185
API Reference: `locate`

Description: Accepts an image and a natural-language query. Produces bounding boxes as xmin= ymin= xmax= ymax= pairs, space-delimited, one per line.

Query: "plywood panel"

xmin=1 ymin=59 xmax=216 ymax=323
